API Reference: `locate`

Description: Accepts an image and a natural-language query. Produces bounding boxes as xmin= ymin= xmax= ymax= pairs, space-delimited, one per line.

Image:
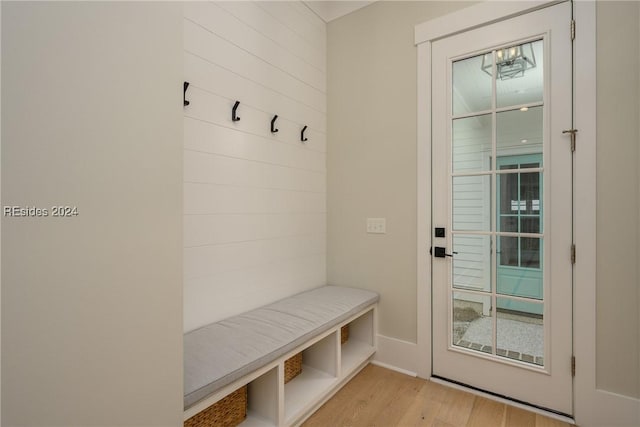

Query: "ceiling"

xmin=304 ymin=1 xmax=376 ymax=22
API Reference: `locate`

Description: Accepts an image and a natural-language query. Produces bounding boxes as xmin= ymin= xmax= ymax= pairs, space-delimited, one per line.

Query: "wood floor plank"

xmin=347 ymin=365 xmax=392 ymax=425
xmin=534 ymin=414 xmax=572 ymax=427
xmin=431 ymin=419 xmax=459 ymax=427
xmin=505 ymin=405 xmax=536 ymax=427
xmin=354 ymin=366 xmax=423 ymax=425
xmin=302 ymin=364 xmax=573 ymax=427
xmin=396 ymin=383 xmax=443 ymax=426
xmin=433 ymin=386 xmax=475 ymax=426
xmin=466 ymin=397 xmax=505 ymax=427
xmin=303 ymin=365 xmax=381 ymax=426
xmin=369 ymin=375 xmax=424 ymax=425
xmin=355 ymin=366 xmax=403 ymax=423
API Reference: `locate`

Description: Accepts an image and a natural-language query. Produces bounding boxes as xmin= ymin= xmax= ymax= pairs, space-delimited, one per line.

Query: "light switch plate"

xmin=366 ymin=218 xmax=386 ymax=234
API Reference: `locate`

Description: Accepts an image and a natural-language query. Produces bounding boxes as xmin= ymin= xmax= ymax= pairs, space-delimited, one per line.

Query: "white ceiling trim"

xmin=304 ymin=1 xmax=376 ymax=23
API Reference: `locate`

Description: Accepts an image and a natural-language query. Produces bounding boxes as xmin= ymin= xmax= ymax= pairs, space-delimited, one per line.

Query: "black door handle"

xmin=431 ymin=247 xmax=457 ymax=258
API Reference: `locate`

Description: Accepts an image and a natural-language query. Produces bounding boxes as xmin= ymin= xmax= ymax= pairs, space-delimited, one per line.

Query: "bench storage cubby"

xmin=184 ymin=385 xmax=247 ymax=427
xmin=283 ymin=353 xmax=302 ymax=384
xmin=184 ymin=285 xmax=378 ymax=426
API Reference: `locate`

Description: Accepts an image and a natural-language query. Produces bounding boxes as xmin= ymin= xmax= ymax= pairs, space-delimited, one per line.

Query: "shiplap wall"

xmin=183 ymin=1 xmax=327 ymax=332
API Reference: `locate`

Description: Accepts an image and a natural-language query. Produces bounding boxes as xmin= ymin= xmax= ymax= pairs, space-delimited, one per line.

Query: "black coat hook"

xmin=301 ymin=125 xmax=308 ymax=142
xmin=232 ymin=101 xmax=241 ymax=122
xmin=271 ymin=115 xmax=279 ymax=133
xmin=183 ymin=81 xmax=190 ymax=106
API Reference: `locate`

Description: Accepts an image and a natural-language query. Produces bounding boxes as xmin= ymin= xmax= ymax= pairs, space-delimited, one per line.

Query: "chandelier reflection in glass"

xmin=481 ymin=43 xmax=537 ymax=80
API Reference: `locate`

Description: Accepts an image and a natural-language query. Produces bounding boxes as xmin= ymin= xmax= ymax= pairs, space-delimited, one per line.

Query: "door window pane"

xmin=496 ymin=40 xmax=543 ymax=108
xmin=497 ymin=238 xmax=543 ymax=299
xmin=498 ymin=237 xmax=542 ymax=270
xmin=453 ymin=175 xmax=491 ymax=232
xmin=500 ymin=216 xmax=518 ymax=233
xmin=497 ymin=297 xmax=544 ymax=366
xmin=499 ymin=236 xmax=518 ymax=266
xmin=453 ymin=292 xmax=493 ymax=354
xmin=453 ymin=55 xmax=492 ymax=115
xmin=499 ymin=173 xmax=518 ymax=215
xmin=453 ymin=115 xmax=492 ymax=173
xmin=452 ymin=234 xmax=491 ymax=292
xmin=520 ymin=217 xmax=540 ymax=234
xmin=521 ymin=237 xmax=541 ymax=268
xmin=497 ymin=106 xmax=543 ymax=161
xmin=520 ymin=172 xmax=540 ymax=214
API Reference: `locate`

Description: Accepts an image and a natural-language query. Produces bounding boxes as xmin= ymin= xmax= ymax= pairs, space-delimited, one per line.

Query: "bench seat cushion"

xmin=184 ymin=285 xmax=379 ymax=409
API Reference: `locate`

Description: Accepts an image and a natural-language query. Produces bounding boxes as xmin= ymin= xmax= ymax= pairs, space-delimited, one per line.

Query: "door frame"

xmin=414 ymin=1 xmax=614 ymax=424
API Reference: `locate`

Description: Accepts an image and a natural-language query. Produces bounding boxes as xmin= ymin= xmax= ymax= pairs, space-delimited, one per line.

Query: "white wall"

xmin=327 ymin=1 xmax=475 ymax=343
xmin=183 ymin=1 xmax=327 ymax=332
xmin=1 ymin=2 xmax=183 ymax=425
xmin=596 ymin=0 xmax=640 ymax=400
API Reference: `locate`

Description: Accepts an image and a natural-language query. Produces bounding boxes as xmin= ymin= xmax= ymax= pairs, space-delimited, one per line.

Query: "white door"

xmin=431 ymin=2 xmax=573 ymax=415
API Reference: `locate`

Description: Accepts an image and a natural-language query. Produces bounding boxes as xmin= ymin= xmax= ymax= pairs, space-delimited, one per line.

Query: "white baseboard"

xmin=372 ymin=334 xmax=418 ymax=376
xmin=370 ymin=360 xmax=417 ymax=377
xmin=576 ymin=388 xmax=640 ymax=427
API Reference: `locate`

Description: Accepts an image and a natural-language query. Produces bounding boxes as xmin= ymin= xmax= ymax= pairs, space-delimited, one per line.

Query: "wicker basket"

xmin=284 ymin=352 xmax=302 ymax=383
xmin=341 ymin=325 xmax=349 ymax=344
xmin=184 ymin=386 xmax=247 ymax=427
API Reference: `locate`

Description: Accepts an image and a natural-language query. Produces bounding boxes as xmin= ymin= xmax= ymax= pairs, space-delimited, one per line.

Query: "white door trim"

xmin=414 ymin=0 xmax=564 ymax=45
xmin=415 ymin=2 xmax=639 ymax=425
xmin=416 ymin=39 xmax=432 ymax=379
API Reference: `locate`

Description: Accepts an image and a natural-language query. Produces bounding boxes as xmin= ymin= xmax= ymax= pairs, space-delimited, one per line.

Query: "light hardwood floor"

xmin=303 ymin=364 xmax=573 ymax=427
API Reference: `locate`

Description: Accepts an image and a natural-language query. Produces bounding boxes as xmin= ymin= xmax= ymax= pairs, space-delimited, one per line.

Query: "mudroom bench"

xmin=183 ymin=285 xmax=379 ymax=426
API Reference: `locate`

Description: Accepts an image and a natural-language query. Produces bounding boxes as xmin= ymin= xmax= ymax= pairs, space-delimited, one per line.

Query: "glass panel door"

xmin=431 ymin=1 xmax=573 ymax=415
